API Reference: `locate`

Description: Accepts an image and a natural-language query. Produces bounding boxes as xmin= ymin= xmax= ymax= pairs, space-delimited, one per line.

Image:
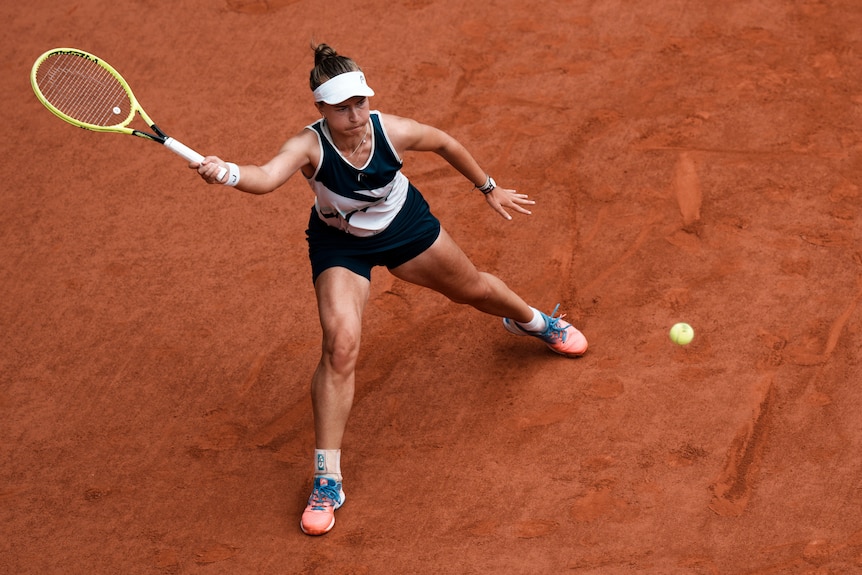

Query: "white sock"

xmin=314 ymin=449 xmax=342 ymax=482
xmin=517 ymin=307 xmax=548 ymax=333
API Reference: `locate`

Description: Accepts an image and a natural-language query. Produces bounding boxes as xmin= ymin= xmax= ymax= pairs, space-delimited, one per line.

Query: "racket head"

xmin=31 ymin=48 xmax=142 ymax=135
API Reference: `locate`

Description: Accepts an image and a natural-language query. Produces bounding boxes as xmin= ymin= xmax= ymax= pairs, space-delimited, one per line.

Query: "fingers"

xmin=509 ymin=193 xmax=534 ymax=215
xmin=485 ymin=192 xmax=515 ymax=220
xmin=197 ymin=157 xmax=227 ymax=184
xmin=485 ymin=187 xmax=534 ymax=219
xmin=494 ymin=204 xmax=514 ymax=221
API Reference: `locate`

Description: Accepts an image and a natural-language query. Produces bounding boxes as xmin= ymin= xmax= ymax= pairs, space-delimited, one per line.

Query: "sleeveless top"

xmin=305 ymin=111 xmax=409 ymax=237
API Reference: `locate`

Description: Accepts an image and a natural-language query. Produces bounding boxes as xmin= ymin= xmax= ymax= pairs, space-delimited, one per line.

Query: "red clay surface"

xmin=3 ymin=1 xmax=862 ymax=573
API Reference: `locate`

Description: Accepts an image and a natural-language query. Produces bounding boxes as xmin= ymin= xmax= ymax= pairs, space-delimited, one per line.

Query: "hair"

xmin=309 ymin=43 xmax=361 ymax=91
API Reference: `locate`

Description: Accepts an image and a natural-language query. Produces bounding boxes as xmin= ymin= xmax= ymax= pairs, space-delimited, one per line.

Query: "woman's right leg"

xmin=311 ymin=266 xmax=371 ymax=451
xmin=301 ymin=266 xmax=370 ymax=536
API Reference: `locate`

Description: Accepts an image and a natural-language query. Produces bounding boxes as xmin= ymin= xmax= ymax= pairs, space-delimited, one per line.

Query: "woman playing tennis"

xmin=193 ymin=43 xmax=588 ymax=536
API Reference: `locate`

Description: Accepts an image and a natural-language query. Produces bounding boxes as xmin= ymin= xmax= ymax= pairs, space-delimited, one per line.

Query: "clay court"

xmin=3 ymin=0 xmax=862 ymax=573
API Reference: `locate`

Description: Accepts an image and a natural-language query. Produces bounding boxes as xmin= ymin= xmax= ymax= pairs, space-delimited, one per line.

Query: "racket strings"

xmin=35 ymin=54 xmax=131 ymax=127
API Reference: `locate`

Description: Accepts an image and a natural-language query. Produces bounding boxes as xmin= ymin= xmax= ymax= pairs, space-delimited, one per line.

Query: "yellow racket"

xmin=30 ymin=48 xmax=225 ymax=180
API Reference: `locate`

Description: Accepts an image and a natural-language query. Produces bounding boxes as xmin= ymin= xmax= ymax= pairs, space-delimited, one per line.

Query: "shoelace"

xmin=308 ymin=480 xmax=341 ymax=510
xmin=539 ymin=304 xmax=569 ymax=343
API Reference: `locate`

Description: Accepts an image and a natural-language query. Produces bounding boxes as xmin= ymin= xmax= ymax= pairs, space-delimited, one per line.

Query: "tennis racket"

xmin=30 ymin=48 xmax=225 ymax=181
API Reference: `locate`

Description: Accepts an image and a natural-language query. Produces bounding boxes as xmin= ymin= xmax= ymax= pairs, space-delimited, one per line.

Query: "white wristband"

xmin=223 ymin=162 xmax=240 ymax=187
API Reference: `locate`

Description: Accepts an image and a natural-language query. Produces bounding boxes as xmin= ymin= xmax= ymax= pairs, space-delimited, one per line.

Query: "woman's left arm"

xmin=382 ymin=113 xmax=535 ymax=220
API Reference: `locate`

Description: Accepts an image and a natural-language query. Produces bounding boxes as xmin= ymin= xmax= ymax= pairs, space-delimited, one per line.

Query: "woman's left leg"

xmin=389 ymin=227 xmax=534 ymax=323
xmin=391 ymin=224 xmax=588 ymax=357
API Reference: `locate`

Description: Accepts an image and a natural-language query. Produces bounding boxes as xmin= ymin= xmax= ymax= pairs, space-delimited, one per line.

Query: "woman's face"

xmin=318 ymin=96 xmax=370 ymax=136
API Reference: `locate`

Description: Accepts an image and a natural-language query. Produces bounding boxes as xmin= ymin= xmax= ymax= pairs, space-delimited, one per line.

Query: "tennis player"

xmin=193 ymin=43 xmax=588 ymax=536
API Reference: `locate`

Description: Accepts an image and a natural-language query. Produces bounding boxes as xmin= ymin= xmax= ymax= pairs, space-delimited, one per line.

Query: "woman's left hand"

xmin=484 ymin=186 xmax=535 ymax=220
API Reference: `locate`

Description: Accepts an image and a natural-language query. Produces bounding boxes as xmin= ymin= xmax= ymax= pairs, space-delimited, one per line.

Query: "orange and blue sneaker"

xmin=300 ymin=476 xmax=345 ymax=536
xmin=503 ymin=304 xmax=588 ymax=357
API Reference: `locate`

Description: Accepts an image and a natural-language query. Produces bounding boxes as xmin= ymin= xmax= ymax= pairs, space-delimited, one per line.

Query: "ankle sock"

xmin=517 ymin=307 xmax=548 ymax=333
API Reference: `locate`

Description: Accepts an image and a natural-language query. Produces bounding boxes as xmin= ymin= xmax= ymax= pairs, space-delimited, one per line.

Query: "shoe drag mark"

xmin=237 ymin=349 xmax=270 ymax=398
xmin=570 ymin=481 xmax=636 ymax=523
xmin=194 ymin=542 xmax=240 ymax=565
xmin=787 ymin=278 xmax=862 ymax=366
xmin=672 ymin=152 xmax=702 ymax=228
xmin=248 ymin=398 xmax=310 ymax=451
xmin=188 ymin=348 xmax=293 ymax=453
xmin=515 ymin=519 xmax=559 ymax=539
xmin=511 ymin=402 xmax=579 ymax=431
xmin=708 ymin=375 xmax=774 ymax=517
xmin=818 ymin=279 xmax=862 ymax=360
xmin=225 ymin=0 xmax=301 ymax=13
xmin=582 ymin=378 xmax=625 ymax=399
xmin=464 ymin=518 xmax=560 ymax=539
xmin=745 ymin=531 xmax=862 ymax=572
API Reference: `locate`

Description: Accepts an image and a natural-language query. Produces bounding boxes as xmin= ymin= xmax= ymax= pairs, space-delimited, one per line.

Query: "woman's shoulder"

xmin=285 ymin=125 xmax=322 ymax=148
xmin=375 ymin=111 xmax=421 ymax=138
xmin=375 ymin=110 xmax=406 ymax=124
xmin=274 ymin=126 xmax=322 ymax=167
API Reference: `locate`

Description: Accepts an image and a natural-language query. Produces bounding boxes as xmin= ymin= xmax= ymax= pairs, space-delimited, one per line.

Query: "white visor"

xmin=313 ymin=71 xmax=375 ymax=104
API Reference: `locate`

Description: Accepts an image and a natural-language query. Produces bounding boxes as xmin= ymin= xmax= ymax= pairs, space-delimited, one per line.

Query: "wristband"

xmin=223 ymin=162 xmax=240 ymax=187
xmin=476 ymin=175 xmax=496 ymax=195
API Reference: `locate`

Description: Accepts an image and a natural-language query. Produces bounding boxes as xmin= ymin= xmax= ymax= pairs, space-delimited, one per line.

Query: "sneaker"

xmin=503 ymin=304 xmax=588 ymax=357
xmin=300 ymin=476 xmax=345 ymax=536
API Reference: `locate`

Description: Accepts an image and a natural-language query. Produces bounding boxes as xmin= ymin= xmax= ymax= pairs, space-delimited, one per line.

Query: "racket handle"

xmin=164 ymin=137 xmax=227 ymax=181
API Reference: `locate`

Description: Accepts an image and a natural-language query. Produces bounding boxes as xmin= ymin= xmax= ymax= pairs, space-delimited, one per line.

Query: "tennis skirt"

xmin=306 ymin=184 xmax=441 ymax=283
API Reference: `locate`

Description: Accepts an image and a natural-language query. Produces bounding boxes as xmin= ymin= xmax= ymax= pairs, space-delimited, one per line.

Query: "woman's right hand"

xmin=192 ymin=156 xmax=228 ymax=185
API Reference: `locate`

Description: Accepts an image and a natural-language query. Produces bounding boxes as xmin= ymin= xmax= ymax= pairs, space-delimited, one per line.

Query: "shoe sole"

xmin=300 ymin=516 xmax=335 ymax=536
xmin=502 ymin=317 xmax=530 ymax=336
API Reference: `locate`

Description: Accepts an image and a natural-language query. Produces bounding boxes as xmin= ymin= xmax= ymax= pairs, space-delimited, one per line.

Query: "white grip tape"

xmin=164 ymin=137 xmax=227 ymax=181
xmin=223 ymin=163 xmax=240 ymax=186
xmin=164 ymin=137 xmax=204 ymax=163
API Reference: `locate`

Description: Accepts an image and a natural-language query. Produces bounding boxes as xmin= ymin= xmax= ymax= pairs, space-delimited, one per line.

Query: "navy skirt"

xmin=306 ymin=184 xmax=441 ymax=283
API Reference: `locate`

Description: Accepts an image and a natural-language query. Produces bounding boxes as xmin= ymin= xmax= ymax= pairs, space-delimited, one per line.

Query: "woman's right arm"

xmin=193 ymin=128 xmax=318 ymax=195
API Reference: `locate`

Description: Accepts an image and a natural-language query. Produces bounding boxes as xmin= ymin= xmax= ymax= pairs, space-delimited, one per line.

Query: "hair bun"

xmin=314 ymin=43 xmax=338 ymax=65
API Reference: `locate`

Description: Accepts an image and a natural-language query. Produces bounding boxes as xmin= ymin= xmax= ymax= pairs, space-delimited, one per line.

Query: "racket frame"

xmin=31 ymin=47 xmax=223 ymax=177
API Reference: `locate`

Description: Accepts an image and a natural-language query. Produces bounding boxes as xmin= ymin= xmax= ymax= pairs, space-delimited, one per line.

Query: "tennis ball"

xmin=669 ymin=322 xmax=694 ymax=345
xmin=112 ymin=106 xmax=121 ymax=114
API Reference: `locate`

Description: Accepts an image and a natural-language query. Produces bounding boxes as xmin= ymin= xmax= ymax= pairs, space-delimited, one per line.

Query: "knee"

xmin=321 ymin=328 xmax=361 ymax=374
xmin=448 ymin=275 xmax=493 ymax=306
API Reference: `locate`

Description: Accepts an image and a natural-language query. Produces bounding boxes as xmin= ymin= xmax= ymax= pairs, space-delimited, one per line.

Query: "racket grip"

xmin=164 ymin=137 xmax=227 ymax=181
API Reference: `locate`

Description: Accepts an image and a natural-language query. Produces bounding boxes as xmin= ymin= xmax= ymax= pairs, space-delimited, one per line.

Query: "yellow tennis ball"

xmin=669 ymin=322 xmax=694 ymax=345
